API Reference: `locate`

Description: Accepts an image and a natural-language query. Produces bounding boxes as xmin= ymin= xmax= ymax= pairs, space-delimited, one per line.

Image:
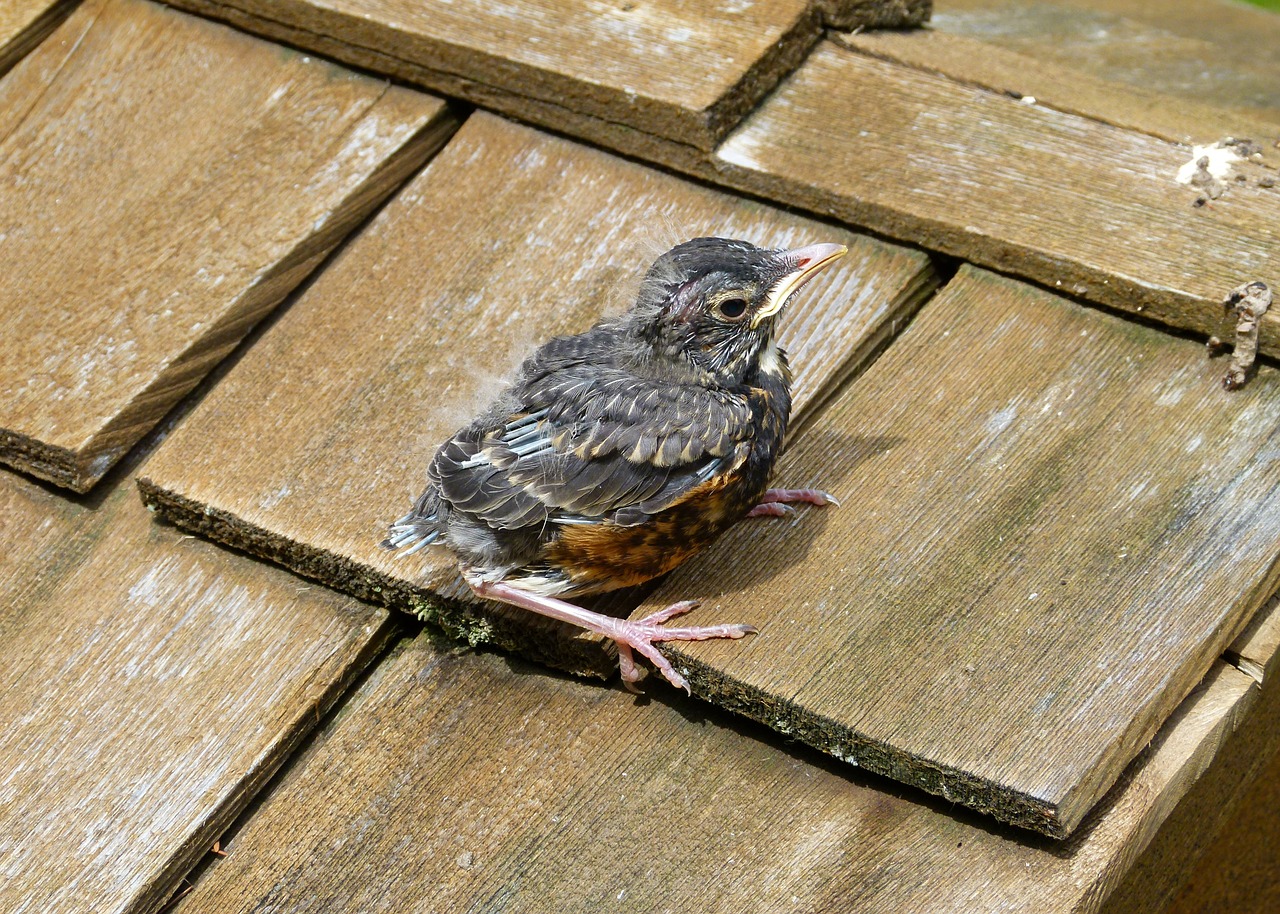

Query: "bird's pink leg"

xmin=746 ymin=487 xmax=840 ymax=517
xmin=469 ymin=581 xmax=753 ymax=694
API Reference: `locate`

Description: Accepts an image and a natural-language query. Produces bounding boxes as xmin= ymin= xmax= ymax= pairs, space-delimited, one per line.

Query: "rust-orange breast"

xmin=543 ymin=462 xmax=766 ymax=595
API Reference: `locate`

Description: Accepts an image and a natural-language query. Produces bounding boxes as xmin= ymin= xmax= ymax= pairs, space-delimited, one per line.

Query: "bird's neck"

xmin=752 ymin=334 xmax=791 ymax=387
xmin=747 ymin=333 xmax=793 ymax=427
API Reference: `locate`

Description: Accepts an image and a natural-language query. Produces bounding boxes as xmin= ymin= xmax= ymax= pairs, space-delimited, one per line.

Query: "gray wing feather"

xmin=431 ymin=358 xmax=751 ymax=531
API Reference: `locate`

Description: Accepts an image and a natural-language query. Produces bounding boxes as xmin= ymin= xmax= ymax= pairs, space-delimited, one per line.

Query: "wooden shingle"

xmin=0 ymin=469 xmax=394 ymax=914
xmin=0 ymin=0 xmax=1270 ymax=901
xmin=0 ymin=0 xmax=73 ymax=75
xmin=138 ymin=112 xmax=937 ymax=678
xmin=636 ymin=265 xmax=1280 ymax=836
xmin=709 ymin=40 xmax=1280 ymax=356
xmin=0 ymin=0 xmax=456 ymax=491
xmin=160 ymin=0 xmax=822 ymax=153
xmin=165 ymin=624 xmax=1273 ymax=914
xmin=933 ymin=0 xmax=1280 ymax=133
xmin=839 ymin=27 xmax=1280 ymax=149
xmin=159 ymin=0 xmax=929 ymax=159
xmin=821 ymin=0 xmax=932 ymax=30
xmin=1163 ymin=737 xmax=1280 ymax=914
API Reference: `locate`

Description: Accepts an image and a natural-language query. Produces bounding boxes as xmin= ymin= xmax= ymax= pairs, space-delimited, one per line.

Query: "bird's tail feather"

xmin=380 ymin=488 xmax=445 ymax=555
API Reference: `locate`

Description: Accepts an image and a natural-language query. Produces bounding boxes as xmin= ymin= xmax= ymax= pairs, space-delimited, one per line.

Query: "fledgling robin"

xmin=384 ymin=237 xmax=846 ymax=692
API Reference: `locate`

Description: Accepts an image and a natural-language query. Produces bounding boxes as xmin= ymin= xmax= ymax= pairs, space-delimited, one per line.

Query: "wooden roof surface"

xmin=710 ymin=39 xmax=1280 ymax=353
xmin=137 ymin=111 xmax=936 ymax=677
xmin=642 ymin=264 xmax=1280 ymax=836
xmin=4 ymin=0 xmax=1280 ymax=910
xmin=0 ymin=0 xmax=454 ymax=489
xmin=0 ymin=0 xmax=74 ymax=73
xmin=161 ymin=0 xmax=929 ymax=152
xmin=0 ymin=466 xmax=393 ymax=914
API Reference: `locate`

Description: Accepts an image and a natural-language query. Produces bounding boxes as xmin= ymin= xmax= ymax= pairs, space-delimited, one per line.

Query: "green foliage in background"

xmin=1240 ymin=0 xmax=1280 ymax=11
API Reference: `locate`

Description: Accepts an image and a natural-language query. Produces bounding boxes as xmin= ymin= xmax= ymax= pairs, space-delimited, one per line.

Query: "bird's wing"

xmin=431 ymin=365 xmax=753 ymax=531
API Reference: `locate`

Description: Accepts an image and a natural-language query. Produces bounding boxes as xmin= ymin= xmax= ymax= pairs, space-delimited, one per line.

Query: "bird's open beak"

xmin=753 ymin=242 xmax=849 ymax=329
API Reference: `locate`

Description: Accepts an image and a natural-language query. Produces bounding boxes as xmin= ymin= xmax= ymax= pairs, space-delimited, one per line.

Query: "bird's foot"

xmin=746 ymin=502 xmax=793 ymax=518
xmin=468 ymin=581 xmax=755 ymax=694
xmin=613 ymin=601 xmax=756 ymax=694
xmin=747 ymin=487 xmax=839 ymax=517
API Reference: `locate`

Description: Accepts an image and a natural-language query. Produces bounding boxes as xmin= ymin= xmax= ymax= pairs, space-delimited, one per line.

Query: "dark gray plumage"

xmin=385 ymin=236 xmax=847 ymax=691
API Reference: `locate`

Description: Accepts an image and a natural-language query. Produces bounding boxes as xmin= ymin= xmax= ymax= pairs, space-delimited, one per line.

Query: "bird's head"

xmin=630 ymin=237 xmax=847 ymax=385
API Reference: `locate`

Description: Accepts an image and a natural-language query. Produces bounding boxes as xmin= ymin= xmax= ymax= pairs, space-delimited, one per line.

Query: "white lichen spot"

xmin=87 ymin=451 xmax=117 ymax=480
xmin=510 ymin=144 xmax=548 ymax=173
xmin=718 ymin=129 xmax=764 ymax=171
xmin=128 ymin=565 xmax=165 ymax=607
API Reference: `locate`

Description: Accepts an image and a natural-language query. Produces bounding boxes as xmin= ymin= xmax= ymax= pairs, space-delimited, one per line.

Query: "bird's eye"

xmin=715 ymin=297 xmax=749 ymax=321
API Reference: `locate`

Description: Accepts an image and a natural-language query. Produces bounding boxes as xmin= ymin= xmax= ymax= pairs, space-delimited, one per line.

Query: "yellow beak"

xmin=752 ymin=242 xmax=848 ymax=329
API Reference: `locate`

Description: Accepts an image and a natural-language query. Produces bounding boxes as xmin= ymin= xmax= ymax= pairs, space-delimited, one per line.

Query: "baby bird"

xmin=385 ymin=237 xmax=846 ymax=691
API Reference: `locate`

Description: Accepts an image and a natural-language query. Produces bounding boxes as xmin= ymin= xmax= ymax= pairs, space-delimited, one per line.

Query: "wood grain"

xmin=1162 ymin=745 xmax=1280 ymax=914
xmin=1226 ymin=593 xmax=1280 ymax=684
xmin=933 ymin=0 xmax=1280 ymax=134
xmin=157 ymin=0 xmax=931 ymax=159
xmin=1098 ymin=585 xmax=1280 ymax=914
xmin=160 ymin=0 xmax=824 ymax=153
xmin=636 ymin=265 xmax=1280 ymax=837
xmin=0 ymin=0 xmax=457 ymax=492
xmin=711 ymin=40 xmax=1280 ymax=358
xmin=839 ymin=28 xmax=1280 ymax=152
xmin=0 ymin=0 xmax=75 ymax=76
xmin=138 ymin=111 xmax=937 ymax=680
xmin=0 ymin=468 xmax=394 ymax=914
xmin=168 ymin=627 xmax=1261 ymax=914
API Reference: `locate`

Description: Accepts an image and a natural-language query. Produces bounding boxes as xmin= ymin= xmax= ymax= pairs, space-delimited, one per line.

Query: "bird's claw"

xmin=747 ymin=502 xmax=794 ymax=518
xmin=751 ymin=488 xmax=840 ymax=516
xmin=613 ymin=601 xmax=756 ymax=694
xmin=639 ymin=599 xmax=701 ymax=625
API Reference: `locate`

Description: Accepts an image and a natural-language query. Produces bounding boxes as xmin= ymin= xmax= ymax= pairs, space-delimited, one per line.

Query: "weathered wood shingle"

xmin=0 ymin=468 xmax=394 ymax=914
xmin=639 ymin=265 xmax=1280 ymax=836
xmin=165 ymin=626 xmax=1268 ymax=914
xmin=0 ymin=0 xmax=74 ymax=75
xmin=708 ymin=40 xmax=1280 ymax=355
xmin=158 ymin=0 xmax=931 ymax=157
xmin=933 ymin=0 xmax=1280 ymax=132
xmin=138 ymin=111 xmax=937 ymax=677
xmin=0 ymin=0 xmax=456 ymax=491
